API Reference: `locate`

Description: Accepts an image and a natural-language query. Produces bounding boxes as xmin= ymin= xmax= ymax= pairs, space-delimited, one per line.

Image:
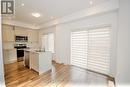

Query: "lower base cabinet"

xmin=29 ymin=51 xmax=52 ymax=75
xmin=3 ymin=49 xmax=17 ymax=64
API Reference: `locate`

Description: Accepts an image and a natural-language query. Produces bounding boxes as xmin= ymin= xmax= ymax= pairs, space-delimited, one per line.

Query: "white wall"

xmin=39 ymin=11 xmax=118 ymax=77
xmin=116 ymin=0 xmax=130 ymax=85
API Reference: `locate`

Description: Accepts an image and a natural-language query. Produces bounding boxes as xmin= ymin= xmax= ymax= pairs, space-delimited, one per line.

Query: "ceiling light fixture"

xmin=21 ymin=3 xmax=24 ymax=6
xmin=51 ymin=16 xmax=54 ymax=19
xmin=31 ymin=13 xmax=41 ymax=18
xmin=89 ymin=1 xmax=93 ymax=5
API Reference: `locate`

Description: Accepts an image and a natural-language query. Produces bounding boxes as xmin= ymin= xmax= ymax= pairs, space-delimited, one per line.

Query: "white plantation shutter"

xmin=71 ymin=27 xmax=111 ymax=75
xmin=71 ymin=31 xmax=88 ymax=69
xmin=87 ymin=27 xmax=110 ymax=74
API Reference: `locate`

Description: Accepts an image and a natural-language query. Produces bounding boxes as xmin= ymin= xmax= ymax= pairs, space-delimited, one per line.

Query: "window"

xmin=42 ymin=33 xmax=54 ymax=53
xmin=71 ymin=27 xmax=111 ymax=75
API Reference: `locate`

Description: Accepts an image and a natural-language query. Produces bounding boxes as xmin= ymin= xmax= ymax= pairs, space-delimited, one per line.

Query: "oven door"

xmin=17 ymin=49 xmax=24 ymax=62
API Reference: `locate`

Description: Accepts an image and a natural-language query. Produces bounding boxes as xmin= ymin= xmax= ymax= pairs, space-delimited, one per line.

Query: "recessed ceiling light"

xmin=21 ymin=3 xmax=24 ymax=6
xmin=89 ymin=1 xmax=93 ymax=5
xmin=50 ymin=16 xmax=54 ymax=19
xmin=31 ymin=13 xmax=41 ymax=18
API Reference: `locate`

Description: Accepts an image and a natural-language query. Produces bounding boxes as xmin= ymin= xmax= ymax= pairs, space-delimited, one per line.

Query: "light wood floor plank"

xmin=4 ymin=61 xmax=109 ymax=87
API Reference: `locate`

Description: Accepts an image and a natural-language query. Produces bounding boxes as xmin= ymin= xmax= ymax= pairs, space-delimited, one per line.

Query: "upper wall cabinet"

xmin=2 ymin=25 xmax=15 ymax=42
xmin=28 ymin=30 xmax=38 ymax=42
xmin=14 ymin=27 xmax=28 ymax=36
xmin=2 ymin=25 xmax=38 ymax=43
xmin=15 ymin=27 xmax=38 ymax=42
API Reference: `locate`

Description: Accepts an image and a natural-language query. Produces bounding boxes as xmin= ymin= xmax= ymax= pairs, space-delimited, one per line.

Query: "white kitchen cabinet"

xmin=30 ymin=52 xmax=39 ymax=72
xmin=2 ymin=25 xmax=15 ymax=42
xmin=14 ymin=27 xmax=28 ymax=36
xmin=29 ymin=51 xmax=52 ymax=75
xmin=2 ymin=25 xmax=39 ymax=43
xmin=3 ymin=49 xmax=17 ymax=64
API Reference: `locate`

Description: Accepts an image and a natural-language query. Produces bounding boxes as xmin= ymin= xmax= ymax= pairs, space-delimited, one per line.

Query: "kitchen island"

xmin=24 ymin=49 xmax=52 ymax=75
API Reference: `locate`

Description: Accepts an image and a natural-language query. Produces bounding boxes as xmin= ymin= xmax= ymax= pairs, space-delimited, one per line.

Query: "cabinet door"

xmin=2 ymin=25 xmax=15 ymax=42
xmin=2 ymin=28 xmax=7 ymax=42
xmin=3 ymin=50 xmax=9 ymax=64
xmin=30 ymin=52 xmax=39 ymax=72
xmin=15 ymin=27 xmax=28 ymax=36
xmin=3 ymin=49 xmax=17 ymax=64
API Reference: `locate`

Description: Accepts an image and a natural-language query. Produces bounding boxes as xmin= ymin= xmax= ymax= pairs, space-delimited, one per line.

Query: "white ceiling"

xmin=3 ymin=0 xmax=108 ymax=25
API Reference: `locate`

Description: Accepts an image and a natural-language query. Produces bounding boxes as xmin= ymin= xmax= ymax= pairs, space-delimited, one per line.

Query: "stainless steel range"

xmin=14 ymin=36 xmax=28 ymax=62
xmin=14 ymin=44 xmax=27 ymax=62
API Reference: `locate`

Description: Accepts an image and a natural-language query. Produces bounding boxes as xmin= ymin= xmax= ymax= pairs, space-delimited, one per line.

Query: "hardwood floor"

xmin=4 ymin=61 xmax=109 ymax=87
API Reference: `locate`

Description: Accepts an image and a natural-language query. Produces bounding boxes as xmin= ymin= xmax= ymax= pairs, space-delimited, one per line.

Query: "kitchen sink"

xmin=35 ymin=49 xmax=44 ymax=52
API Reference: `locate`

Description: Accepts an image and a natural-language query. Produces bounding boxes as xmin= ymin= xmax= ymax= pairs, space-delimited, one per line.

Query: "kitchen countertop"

xmin=3 ymin=48 xmax=16 ymax=51
xmin=24 ymin=49 xmax=46 ymax=54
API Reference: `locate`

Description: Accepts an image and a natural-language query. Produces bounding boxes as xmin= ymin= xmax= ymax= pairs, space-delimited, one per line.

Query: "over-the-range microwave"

xmin=15 ymin=36 xmax=28 ymax=42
